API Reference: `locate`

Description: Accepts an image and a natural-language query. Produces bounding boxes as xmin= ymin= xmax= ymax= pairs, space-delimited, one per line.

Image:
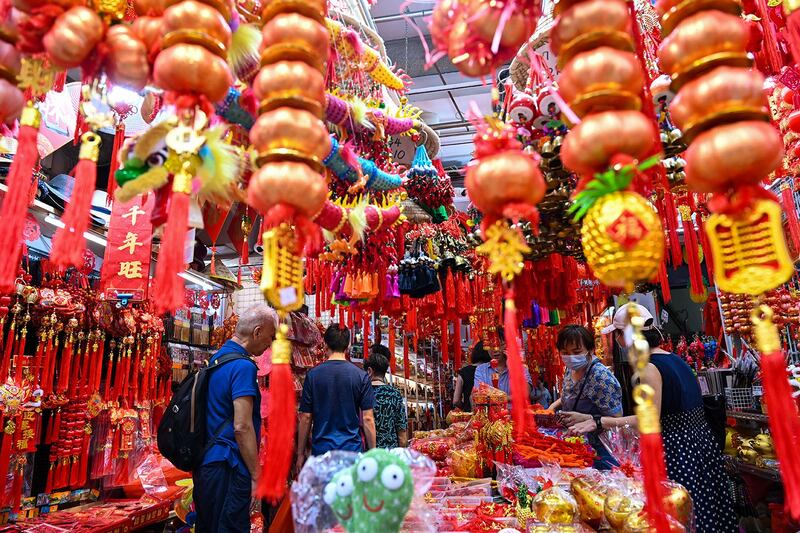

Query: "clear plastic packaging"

xmin=291 ymin=448 xmax=437 ymax=533
xmin=531 ymin=462 xmax=577 ymax=524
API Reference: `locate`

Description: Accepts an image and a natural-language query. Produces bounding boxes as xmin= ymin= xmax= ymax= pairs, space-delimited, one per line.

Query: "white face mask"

xmin=561 ymin=353 xmax=590 ymax=370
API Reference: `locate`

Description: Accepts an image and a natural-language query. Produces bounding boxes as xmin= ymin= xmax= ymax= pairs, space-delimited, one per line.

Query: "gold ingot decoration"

xmin=94 ymin=0 xmax=129 ymax=21
xmin=17 ymin=57 xmax=56 ymax=98
xmin=260 ymin=223 xmax=304 ymax=312
xmin=706 ymin=199 xmax=793 ymax=295
xmin=475 ymin=221 xmax=531 ymax=282
xmin=580 ymin=191 xmax=664 ymax=293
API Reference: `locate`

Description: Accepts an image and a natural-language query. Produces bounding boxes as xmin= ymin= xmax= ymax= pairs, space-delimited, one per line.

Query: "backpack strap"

xmin=198 ymin=351 xmax=258 ymax=456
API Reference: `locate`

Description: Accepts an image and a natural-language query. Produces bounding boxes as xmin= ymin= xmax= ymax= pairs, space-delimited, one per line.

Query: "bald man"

xmin=194 ymin=304 xmax=277 ymax=533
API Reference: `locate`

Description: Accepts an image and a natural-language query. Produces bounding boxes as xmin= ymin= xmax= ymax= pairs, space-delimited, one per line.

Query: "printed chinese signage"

xmin=100 ymin=195 xmax=155 ymax=301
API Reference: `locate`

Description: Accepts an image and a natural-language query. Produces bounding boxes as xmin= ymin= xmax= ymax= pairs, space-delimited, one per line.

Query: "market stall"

xmin=1 ymin=0 xmax=800 ymax=529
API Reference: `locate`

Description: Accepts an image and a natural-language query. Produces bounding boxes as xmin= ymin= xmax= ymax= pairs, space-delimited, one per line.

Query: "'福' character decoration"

xmin=657 ymin=0 xmax=799 ymax=516
xmin=245 ymin=0 xmax=330 ymax=503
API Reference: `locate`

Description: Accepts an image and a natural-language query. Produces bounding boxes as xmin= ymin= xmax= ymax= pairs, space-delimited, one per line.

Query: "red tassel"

xmin=441 ymin=319 xmax=449 ymax=365
xmin=0 ymin=107 xmax=40 ymax=292
xmin=0 ymin=420 xmax=12 ymax=490
xmin=153 ymin=188 xmax=190 ymax=315
xmin=388 ymin=325 xmax=396 ymax=374
xmin=782 ymin=182 xmax=800 ymax=255
xmin=754 ymin=0 xmax=783 ymax=73
xmin=639 ymin=432 xmax=674 ymax=531
xmin=503 ymin=288 xmax=532 ymax=439
xmin=403 ymin=334 xmax=409 ymax=379
xmin=257 ymin=333 xmax=295 ymax=503
xmin=761 ymin=348 xmax=800 ymax=519
xmin=107 ymin=123 xmax=125 ymax=204
xmin=787 ymin=7 xmax=800 ymax=65
xmin=454 ymin=319 xmax=462 ymax=370
xmin=658 ymin=260 xmax=671 ymax=304
xmin=51 ymin=133 xmax=100 ymax=268
xmin=679 ymin=206 xmax=705 ymax=300
xmin=661 ymin=192 xmax=681 ymax=268
xmin=363 ymin=313 xmax=370 ymax=360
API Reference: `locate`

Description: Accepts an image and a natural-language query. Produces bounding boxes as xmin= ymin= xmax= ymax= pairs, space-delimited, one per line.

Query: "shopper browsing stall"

xmin=452 ymin=341 xmax=491 ymax=411
xmin=472 ymin=328 xmax=532 ymax=398
xmin=296 ymin=326 xmax=376 ymax=473
xmin=549 ymin=324 xmax=623 ymax=469
xmin=195 ymin=305 xmax=277 ymax=533
xmin=365 ymin=345 xmax=408 ymax=448
xmin=569 ymin=303 xmax=736 ymax=533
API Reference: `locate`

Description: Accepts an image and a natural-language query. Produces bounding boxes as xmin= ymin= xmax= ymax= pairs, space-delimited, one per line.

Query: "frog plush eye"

xmin=323 ymin=482 xmax=337 ymax=505
xmin=357 ymin=457 xmax=379 ymax=482
xmin=380 ymin=464 xmax=405 ymax=491
xmin=336 ymin=474 xmax=354 ymax=497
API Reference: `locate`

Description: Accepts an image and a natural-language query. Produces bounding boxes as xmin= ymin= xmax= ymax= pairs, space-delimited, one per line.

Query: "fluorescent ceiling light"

xmin=179 ymin=271 xmax=214 ymax=290
xmin=44 ymin=214 xmax=107 ymax=246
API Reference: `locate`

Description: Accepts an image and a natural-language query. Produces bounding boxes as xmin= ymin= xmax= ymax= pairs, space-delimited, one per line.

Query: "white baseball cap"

xmin=600 ymin=302 xmax=655 ymax=334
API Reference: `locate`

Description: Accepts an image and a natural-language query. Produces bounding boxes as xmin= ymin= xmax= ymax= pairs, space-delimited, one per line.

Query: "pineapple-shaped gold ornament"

xmin=569 ymin=159 xmax=664 ymax=293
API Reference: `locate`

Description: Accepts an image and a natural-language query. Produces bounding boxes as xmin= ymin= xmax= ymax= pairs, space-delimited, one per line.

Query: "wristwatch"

xmin=593 ymin=414 xmax=602 ymax=432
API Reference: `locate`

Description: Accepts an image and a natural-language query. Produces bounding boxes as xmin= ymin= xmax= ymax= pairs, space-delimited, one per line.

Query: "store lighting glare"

xmin=178 ymin=271 xmax=214 ymax=290
xmin=107 ymin=85 xmax=141 ymax=106
xmin=44 ymin=214 xmax=108 ymax=246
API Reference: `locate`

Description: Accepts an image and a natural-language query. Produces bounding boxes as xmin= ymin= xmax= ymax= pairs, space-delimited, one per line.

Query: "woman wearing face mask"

xmin=549 ymin=325 xmax=623 ymax=469
xmin=568 ymin=303 xmax=736 ymax=533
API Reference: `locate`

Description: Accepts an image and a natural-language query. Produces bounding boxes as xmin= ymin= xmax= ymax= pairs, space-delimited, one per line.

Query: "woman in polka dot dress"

xmin=569 ymin=303 xmax=737 ymax=533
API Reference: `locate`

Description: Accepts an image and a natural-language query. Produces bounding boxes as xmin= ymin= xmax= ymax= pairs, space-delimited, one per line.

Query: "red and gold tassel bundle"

xmin=0 ymin=106 xmax=40 ymax=292
xmin=628 ymin=306 xmax=672 ymax=530
xmin=752 ymin=306 xmax=800 ymax=519
xmin=504 ymin=290 xmax=532 ymax=439
xmin=50 ymin=132 xmax=101 ymax=268
xmin=152 ymin=163 xmax=192 ymax=315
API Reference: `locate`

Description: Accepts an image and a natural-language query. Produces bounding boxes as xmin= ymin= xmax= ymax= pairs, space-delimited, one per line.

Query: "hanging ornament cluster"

xmin=431 ymin=0 xmax=540 ymax=77
xmin=657 ymin=0 xmax=800 ymax=518
xmin=553 ymin=0 xmax=664 ymax=292
xmin=244 ymin=0 xmax=329 ymax=504
xmin=657 ymin=0 xmax=793 ymax=296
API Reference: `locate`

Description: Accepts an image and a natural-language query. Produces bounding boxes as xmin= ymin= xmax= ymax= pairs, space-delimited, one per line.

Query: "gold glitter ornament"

xmin=581 ymin=191 xmax=664 ymax=292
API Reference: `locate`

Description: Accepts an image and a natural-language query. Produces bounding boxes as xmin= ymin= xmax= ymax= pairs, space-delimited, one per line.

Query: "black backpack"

xmin=157 ymin=352 xmax=255 ymax=472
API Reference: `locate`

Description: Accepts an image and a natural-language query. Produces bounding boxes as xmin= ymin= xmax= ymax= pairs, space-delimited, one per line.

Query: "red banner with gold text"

xmin=100 ymin=195 xmax=155 ymax=301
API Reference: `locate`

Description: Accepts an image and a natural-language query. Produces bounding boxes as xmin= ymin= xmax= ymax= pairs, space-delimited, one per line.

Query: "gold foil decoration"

xmin=17 ymin=58 xmax=56 ymax=98
xmin=475 ymin=220 xmax=531 ymax=282
xmin=260 ymin=223 xmax=304 ymax=312
xmin=581 ymin=191 xmax=664 ymax=293
xmin=628 ymin=307 xmax=660 ymax=435
xmin=705 ymin=199 xmax=793 ymax=295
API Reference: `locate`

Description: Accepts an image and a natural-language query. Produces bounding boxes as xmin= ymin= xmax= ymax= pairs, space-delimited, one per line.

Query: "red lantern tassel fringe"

xmin=153 ymin=184 xmax=191 ymax=315
xmin=51 ymin=133 xmax=100 ymax=268
xmin=679 ymin=207 xmax=705 ymax=300
xmin=441 ymin=319 xmax=449 ymax=365
xmin=257 ymin=329 xmax=295 ymax=503
xmin=639 ymin=431 xmax=672 ymax=531
xmin=658 ymin=260 xmax=671 ymax=304
xmin=0 ymin=107 xmax=40 ymax=292
xmin=454 ymin=319 xmax=462 ymax=370
xmin=782 ymin=182 xmax=800 ymax=255
xmin=106 ymin=122 xmax=125 ymax=203
xmin=663 ymin=191 xmax=682 ymax=268
xmin=787 ymin=3 xmax=800 ymax=66
xmin=388 ymin=325 xmax=396 ymax=374
xmin=503 ymin=288 xmax=532 ymax=439
xmin=403 ymin=334 xmax=410 ymax=379
xmin=761 ymin=346 xmax=800 ymax=519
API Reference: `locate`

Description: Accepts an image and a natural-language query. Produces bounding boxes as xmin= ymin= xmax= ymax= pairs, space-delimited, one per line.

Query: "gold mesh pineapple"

xmin=570 ymin=161 xmax=665 ymax=292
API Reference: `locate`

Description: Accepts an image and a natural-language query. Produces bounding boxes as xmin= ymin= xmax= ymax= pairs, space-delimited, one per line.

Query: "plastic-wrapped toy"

xmin=292 ymin=448 xmax=436 ymax=533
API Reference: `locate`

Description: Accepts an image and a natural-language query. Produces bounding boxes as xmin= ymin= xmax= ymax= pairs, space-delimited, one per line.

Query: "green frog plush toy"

xmin=323 ymin=449 xmax=414 ymax=533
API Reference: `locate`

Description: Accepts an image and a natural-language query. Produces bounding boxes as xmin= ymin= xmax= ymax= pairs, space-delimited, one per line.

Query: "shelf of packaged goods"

xmin=732 ymin=458 xmax=782 ymax=482
xmin=726 ymin=410 xmax=769 ymax=424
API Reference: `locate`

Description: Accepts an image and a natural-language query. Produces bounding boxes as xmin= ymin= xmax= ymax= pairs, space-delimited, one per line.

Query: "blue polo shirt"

xmin=201 ymin=340 xmax=261 ymax=477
